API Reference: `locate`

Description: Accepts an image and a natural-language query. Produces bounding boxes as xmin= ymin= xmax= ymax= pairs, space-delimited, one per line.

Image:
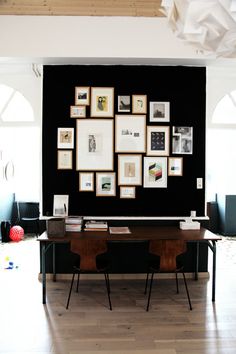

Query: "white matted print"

xmin=91 ymin=87 xmax=114 ymax=117
xmin=118 ymin=154 xmax=142 ymax=185
xmin=79 ymin=172 xmax=94 ymax=191
xmin=53 ymin=194 xmax=69 ymax=217
xmin=172 ymin=126 xmax=193 ymax=154
xmin=115 ymin=115 xmax=146 ymax=153
xmin=120 ymin=186 xmax=136 ymax=199
xmin=118 ymin=95 xmax=131 ymax=112
xmin=76 ymin=119 xmax=114 ymax=170
xmin=150 ymin=102 xmax=170 ymax=122
xmin=96 ymin=172 xmax=116 ymax=196
xmin=57 ymin=150 xmax=73 ymax=170
xmin=70 ymin=105 xmax=86 ymax=118
xmin=168 ymin=157 xmax=183 ymax=176
xmin=132 ymin=95 xmax=147 ymax=114
xmin=143 ymin=157 xmax=167 ymax=188
xmin=57 ymin=128 xmax=74 ymax=149
xmin=147 ymin=126 xmax=169 ymax=156
xmin=75 ymin=86 xmax=90 ymax=105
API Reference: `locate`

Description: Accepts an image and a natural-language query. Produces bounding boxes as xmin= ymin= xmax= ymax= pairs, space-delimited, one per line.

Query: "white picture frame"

xmin=143 ymin=157 xmax=168 ymax=188
xmin=91 ymin=87 xmax=114 ymax=117
xmin=79 ymin=172 xmax=94 ymax=191
xmin=118 ymin=154 xmax=142 ymax=185
xmin=96 ymin=172 xmax=116 ymax=197
xmin=146 ymin=126 xmax=170 ymax=156
xmin=150 ymin=101 xmax=170 ymax=122
xmin=115 ymin=115 xmax=146 ymax=153
xmin=57 ymin=128 xmax=74 ymax=149
xmin=76 ymin=119 xmax=114 ymax=170
xmin=53 ymin=194 xmax=69 ymax=217
xmin=120 ymin=186 xmax=136 ymax=199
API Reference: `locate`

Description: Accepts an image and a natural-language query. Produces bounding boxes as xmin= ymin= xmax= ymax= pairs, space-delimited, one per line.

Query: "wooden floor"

xmin=0 ymin=236 xmax=236 ymax=354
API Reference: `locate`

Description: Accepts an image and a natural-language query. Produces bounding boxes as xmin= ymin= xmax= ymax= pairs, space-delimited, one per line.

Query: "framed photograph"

xmin=118 ymin=154 xmax=142 ymax=185
xmin=115 ymin=115 xmax=146 ymax=153
xmin=96 ymin=172 xmax=116 ymax=197
xmin=143 ymin=157 xmax=167 ymax=188
xmin=118 ymin=95 xmax=130 ymax=112
xmin=53 ymin=194 xmax=69 ymax=217
xmin=150 ymin=102 xmax=170 ymax=122
xmin=168 ymin=157 xmax=183 ymax=176
xmin=70 ymin=105 xmax=86 ymax=118
xmin=79 ymin=172 xmax=94 ymax=191
xmin=132 ymin=95 xmax=147 ymax=114
xmin=120 ymin=186 xmax=136 ymax=199
xmin=57 ymin=128 xmax=74 ymax=149
xmin=75 ymin=86 xmax=90 ymax=106
xmin=146 ymin=126 xmax=170 ymax=156
xmin=91 ymin=87 xmax=114 ymax=117
xmin=57 ymin=150 xmax=73 ymax=170
xmin=76 ymin=119 xmax=114 ymax=170
xmin=172 ymin=126 xmax=193 ymax=154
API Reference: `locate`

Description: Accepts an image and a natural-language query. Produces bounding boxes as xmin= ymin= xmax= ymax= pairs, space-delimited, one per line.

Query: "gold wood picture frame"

xmin=91 ymin=87 xmax=114 ymax=117
xmin=132 ymin=95 xmax=147 ymax=114
xmin=75 ymin=86 xmax=90 ymax=106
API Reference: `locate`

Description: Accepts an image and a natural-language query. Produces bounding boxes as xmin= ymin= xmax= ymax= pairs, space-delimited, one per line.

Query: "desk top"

xmin=38 ymin=226 xmax=221 ymax=243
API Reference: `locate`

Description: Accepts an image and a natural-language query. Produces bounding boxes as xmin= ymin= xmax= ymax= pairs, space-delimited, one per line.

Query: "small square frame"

xmin=57 ymin=128 xmax=74 ymax=149
xmin=149 ymin=102 xmax=170 ymax=122
xmin=57 ymin=150 xmax=73 ymax=170
xmin=168 ymin=157 xmax=183 ymax=176
xmin=75 ymin=86 xmax=90 ymax=106
xmin=146 ymin=126 xmax=169 ymax=156
xmin=120 ymin=186 xmax=136 ymax=199
xmin=118 ymin=95 xmax=131 ymax=112
xmin=96 ymin=172 xmax=116 ymax=197
xmin=70 ymin=105 xmax=86 ymax=118
xmin=79 ymin=172 xmax=94 ymax=191
xmin=91 ymin=87 xmax=114 ymax=117
xmin=132 ymin=95 xmax=147 ymax=114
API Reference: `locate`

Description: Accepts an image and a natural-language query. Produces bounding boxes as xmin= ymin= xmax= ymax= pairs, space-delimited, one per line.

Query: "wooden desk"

xmin=38 ymin=226 xmax=221 ymax=304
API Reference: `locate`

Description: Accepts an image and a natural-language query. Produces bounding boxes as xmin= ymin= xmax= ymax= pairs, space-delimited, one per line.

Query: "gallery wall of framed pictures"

xmin=42 ymin=65 xmax=206 ymax=217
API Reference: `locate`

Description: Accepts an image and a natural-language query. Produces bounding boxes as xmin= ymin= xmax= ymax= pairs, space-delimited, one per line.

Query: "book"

xmin=84 ymin=227 xmax=108 ymax=232
xmin=85 ymin=220 xmax=108 ymax=229
xmin=65 ymin=216 xmax=83 ymax=224
xmin=66 ymin=224 xmax=82 ymax=232
xmin=109 ymin=227 xmax=131 ymax=234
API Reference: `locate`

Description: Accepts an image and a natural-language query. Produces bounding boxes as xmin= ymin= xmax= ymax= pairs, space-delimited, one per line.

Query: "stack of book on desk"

xmin=65 ymin=216 xmax=83 ymax=232
xmin=84 ymin=220 xmax=108 ymax=231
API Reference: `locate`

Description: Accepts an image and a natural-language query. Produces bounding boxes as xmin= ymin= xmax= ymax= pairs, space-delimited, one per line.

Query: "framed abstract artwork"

xmin=96 ymin=172 xmax=116 ymax=196
xmin=76 ymin=119 xmax=114 ymax=170
xmin=146 ymin=126 xmax=169 ymax=156
xmin=91 ymin=87 xmax=114 ymax=117
xmin=143 ymin=157 xmax=168 ymax=188
xmin=168 ymin=157 xmax=183 ymax=176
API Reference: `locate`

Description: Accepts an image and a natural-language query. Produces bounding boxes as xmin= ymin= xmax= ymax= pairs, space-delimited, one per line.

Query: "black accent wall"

xmin=42 ymin=65 xmax=206 ymax=217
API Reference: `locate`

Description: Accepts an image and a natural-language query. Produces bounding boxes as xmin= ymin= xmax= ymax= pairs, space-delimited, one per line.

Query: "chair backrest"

xmin=70 ymin=238 xmax=108 ymax=271
xmin=18 ymin=202 xmax=40 ymax=219
xmin=149 ymin=239 xmax=187 ymax=272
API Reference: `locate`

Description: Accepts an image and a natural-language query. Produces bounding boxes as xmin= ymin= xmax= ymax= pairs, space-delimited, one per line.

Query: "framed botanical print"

xmin=57 ymin=150 xmax=73 ymax=170
xmin=120 ymin=186 xmax=136 ymax=199
xmin=146 ymin=126 xmax=169 ymax=156
xmin=91 ymin=87 xmax=114 ymax=117
xmin=76 ymin=119 xmax=114 ymax=170
xmin=70 ymin=105 xmax=86 ymax=118
xmin=149 ymin=102 xmax=170 ymax=122
xmin=168 ymin=157 xmax=183 ymax=176
xmin=75 ymin=86 xmax=90 ymax=106
xmin=96 ymin=172 xmax=116 ymax=196
xmin=115 ymin=115 xmax=146 ymax=153
xmin=57 ymin=128 xmax=74 ymax=149
xmin=118 ymin=95 xmax=130 ymax=112
xmin=118 ymin=154 xmax=142 ymax=185
xmin=172 ymin=126 xmax=193 ymax=154
xmin=143 ymin=157 xmax=168 ymax=188
xmin=132 ymin=95 xmax=147 ymax=114
xmin=79 ymin=172 xmax=94 ymax=191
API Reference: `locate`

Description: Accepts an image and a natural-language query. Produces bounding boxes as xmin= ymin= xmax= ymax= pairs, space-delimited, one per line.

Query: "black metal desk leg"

xmin=195 ymin=241 xmax=199 ymax=280
xmin=53 ymin=243 xmax=56 ymax=282
xmin=41 ymin=242 xmax=46 ymax=304
xmin=212 ymin=240 xmax=216 ymax=302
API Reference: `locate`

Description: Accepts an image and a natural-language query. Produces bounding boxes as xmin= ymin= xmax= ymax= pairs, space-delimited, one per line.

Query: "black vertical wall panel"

xmin=42 ymin=65 xmax=206 ymax=217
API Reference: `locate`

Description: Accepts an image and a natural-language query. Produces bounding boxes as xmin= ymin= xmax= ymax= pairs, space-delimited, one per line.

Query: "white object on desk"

xmin=179 ymin=220 xmax=200 ymax=230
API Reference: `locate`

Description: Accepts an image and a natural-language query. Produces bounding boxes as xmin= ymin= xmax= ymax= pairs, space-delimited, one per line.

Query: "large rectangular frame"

xmin=76 ymin=119 xmax=114 ymax=171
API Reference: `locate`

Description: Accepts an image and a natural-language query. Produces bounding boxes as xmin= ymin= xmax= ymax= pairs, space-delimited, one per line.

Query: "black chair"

xmin=17 ymin=202 xmax=40 ymax=236
xmin=66 ymin=238 xmax=112 ymax=310
xmin=145 ymin=239 xmax=192 ymax=311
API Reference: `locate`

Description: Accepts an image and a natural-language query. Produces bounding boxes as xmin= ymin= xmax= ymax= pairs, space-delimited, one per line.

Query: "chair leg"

xmin=104 ymin=272 xmax=112 ymax=310
xmin=146 ymin=272 xmax=155 ymax=312
xmin=182 ymin=271 xmax=193 ymax=311
xmin=66 ymin=272 xmax=76 ymax=309
xmin=175 ymin=271 xmax=179 ymax=294
xmin=76 ymin=273 xmax=80 ymax=293
xmin=144 ymin=272 xmax=149 ymax=295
